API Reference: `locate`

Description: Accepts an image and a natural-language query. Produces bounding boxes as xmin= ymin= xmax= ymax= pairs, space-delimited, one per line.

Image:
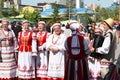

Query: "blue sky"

xmin=21 ymin=0 xmax=114 ymax=8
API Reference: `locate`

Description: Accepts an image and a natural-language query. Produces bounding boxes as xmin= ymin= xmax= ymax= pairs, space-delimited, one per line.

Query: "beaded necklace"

xmin=52 ymin=35 xmax=60 ymax=45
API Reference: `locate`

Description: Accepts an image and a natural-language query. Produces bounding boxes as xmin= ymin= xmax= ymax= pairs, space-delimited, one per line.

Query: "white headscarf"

xmin=69 ymin=20 xmax=80 ymax=31
xmin=69 ymin=20 xmax=81 ymax=55
xmin=50 ymin=23 xmax=61 ymax=33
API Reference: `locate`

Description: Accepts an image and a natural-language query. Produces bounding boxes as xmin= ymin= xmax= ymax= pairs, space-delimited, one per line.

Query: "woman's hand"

xmin=52 ymin=47 xmax=59 ymax=52
xmin=49 ymin=46 xmax=59 ymax=53
xmin=90 ymin=47 xmax=95 ymax=53
xmin=89 ymin=40 xmax=95 ymax=53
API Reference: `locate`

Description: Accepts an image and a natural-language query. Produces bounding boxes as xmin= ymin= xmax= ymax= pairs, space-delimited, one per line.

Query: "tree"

xmin=50 ymin=2 xmax=59 ymax=23
xmin=95 ymin=6 xmax=119 ymax=22
xmin=21 ymin=6 xmax=40 ymax=23
xmin=0 ymin=0 xmax=4 ymax=18
xmin=0 ymin=7 xmax=3 ymax=18
xmin=10 ymin=5 xmax=19 ymax=17
xmin=0 ymin=0 xmax=3 ymax=8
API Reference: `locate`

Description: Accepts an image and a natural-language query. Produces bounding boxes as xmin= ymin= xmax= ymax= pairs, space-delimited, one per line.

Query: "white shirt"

xmin=97 ymin=30 xmax=112 ymax=54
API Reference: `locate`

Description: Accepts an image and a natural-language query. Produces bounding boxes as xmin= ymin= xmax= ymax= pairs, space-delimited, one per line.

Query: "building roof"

xmin=40 ymin=8 xmax=94 ymax=17
xmin=37 ymin=3 xmax=66 ymax=8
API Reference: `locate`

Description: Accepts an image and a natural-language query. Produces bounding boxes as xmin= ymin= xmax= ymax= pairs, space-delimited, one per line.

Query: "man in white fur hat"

xmin=90 ymin=18 xmax=118 ymax=79
xmin=64 ymin=20 xmax=90 ymax=80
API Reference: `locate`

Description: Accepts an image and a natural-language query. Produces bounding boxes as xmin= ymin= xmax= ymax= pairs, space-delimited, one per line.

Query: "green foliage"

xmin=0 ymin=9 xmax=3 ymax=18
xmin=0 ymin=0 xmax=3 ymax=8
xmin=86 ymin=16 xmax=92 ymax=23
xmin=95 ymin=6 xmax=119 ymax=21
xmin=50 ymin=3 xmax=59 ymax=23
xmin=22 ymin=8 xmax=40 ymax=23
xmin=0 ymin=0 xmax=3 ymax=18
xmin=10 ymin=5 xmax=19 ymax=16
xmin=1 ymin=8 xmax=19 ymax=17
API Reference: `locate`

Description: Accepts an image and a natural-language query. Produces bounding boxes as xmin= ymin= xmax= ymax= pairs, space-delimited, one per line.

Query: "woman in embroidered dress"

xmin=64 ymin=20 xmax=90 ymax=80
xmin=17 ymin=20 xmax=37 ymax=80
xmin=0 ymin=20 xmax=18 ymax=80
xmin=46 ymin=23 xmax=66 ymax=80
xmin=36 ymin=21 xmax=51 ymax=80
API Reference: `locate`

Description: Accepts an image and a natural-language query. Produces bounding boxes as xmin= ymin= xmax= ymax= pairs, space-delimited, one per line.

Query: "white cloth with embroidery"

xmin=0 ymin=29 xmax=18 ymax=78
xmin=36 ymin=31 xmax=51 ymax=78
xmin=17 ymin=32 xmax=37 ymax=79
xmin=88 ymin=57 xmax=101 ymax=79
xmin=46 ymin=33 xmax=66 ymax=78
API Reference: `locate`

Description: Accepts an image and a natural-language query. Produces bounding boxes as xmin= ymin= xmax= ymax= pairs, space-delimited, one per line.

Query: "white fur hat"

xmin=69 ymin=20 xmax=80 ymax=30
xmin=52 ymin=23 xmax=61 ymax=27
xmin=22 ymin=20 xmax=29 ymax=25
xmin=38 ymin=21 xmax=46 ymax=25
xmin=2 ymin=19 xmax=9 ymax=24
xmin=50 ymin=23 xmax=61 ymax=33
xmin=51 ymin=23 xmax=61 ymax=29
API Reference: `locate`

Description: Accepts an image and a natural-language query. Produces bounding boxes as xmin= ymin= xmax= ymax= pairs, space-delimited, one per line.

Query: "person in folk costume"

xmin=64 ymin=20 xmax=90 ymax=80
xmin=17 ymin=20 xmax=37 ymax=80
xmin=46 ymin=23 xmax=67 ymax=80
xmin=0 ymin=20 xmax=18 ymax=80
xmin=88 ymin=27 xmax=103 ymax=80
xmin=90 ymin=18 xmax=118 ymax=80
xmin=36 ymin=21 xmax=51 ymax=80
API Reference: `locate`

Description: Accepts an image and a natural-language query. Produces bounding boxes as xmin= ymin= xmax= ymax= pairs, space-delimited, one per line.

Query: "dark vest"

xmin=101 ymin=31 xmax=116 ymax=62
xmin=90 ymin=34 xmax=105 ymax=59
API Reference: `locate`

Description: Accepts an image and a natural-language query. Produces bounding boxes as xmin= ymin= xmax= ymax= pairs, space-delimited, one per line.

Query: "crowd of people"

xmin=0 ymin=17 xmax=120 ymax=80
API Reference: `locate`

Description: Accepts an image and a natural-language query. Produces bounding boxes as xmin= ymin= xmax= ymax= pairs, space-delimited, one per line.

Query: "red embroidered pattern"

xmin=37 ymin=32 xmax=43 ymax=46
xmin=37 ymin=32 xmax=48 ymax=46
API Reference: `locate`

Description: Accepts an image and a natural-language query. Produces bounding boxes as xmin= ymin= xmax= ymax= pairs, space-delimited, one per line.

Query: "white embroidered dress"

xmin=36 ymin=31 xmax=50 ymax=78
xmin=17 ymin=31 xmax=37 ymax=79
xmin=0 ymin=29 xmax=18 ymax=79
xmin=46 ymin=33 xmax=66 ymax=78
